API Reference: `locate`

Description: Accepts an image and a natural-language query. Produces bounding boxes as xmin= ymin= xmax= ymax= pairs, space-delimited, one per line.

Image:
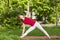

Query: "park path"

xmin=41 ymin=24 xmax=60 ymax=27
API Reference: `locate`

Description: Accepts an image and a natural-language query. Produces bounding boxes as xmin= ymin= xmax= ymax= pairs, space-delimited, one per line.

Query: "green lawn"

xmin=0 ymin=27 xmax=60 ymax=40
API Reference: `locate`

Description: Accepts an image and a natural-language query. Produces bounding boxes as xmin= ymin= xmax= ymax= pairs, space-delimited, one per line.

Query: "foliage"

xmin=30 ymin=0 xmax=60 ymax=23
xmin=0 ymin=0 xmax=23 ymax=28
xmin=0 ymin=0 xmax=60 ymax=28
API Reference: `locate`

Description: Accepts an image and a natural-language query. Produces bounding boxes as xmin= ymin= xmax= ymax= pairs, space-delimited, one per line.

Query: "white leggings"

xmin=21 ymin=21 xmax=50 ymax=38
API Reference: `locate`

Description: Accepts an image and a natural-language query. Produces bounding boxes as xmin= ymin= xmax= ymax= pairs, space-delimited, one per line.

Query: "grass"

xmin=0 ymin=27 xmax=60 ymax=40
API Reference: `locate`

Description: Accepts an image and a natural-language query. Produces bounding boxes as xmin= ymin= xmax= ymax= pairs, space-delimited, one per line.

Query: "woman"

xmin=18 ymin=15 xmax=50 ymax=38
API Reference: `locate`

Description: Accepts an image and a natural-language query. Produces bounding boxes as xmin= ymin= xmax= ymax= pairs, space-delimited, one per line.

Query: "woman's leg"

xmin=20 ymin=26 xmax=36 ymax=38
xmin=36 ymin=21 xmax=51 ymax=38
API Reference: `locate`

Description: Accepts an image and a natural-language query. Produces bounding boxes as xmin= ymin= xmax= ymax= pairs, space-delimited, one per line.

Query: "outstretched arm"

xmin=25 ymin=12 xmax=31 ymax=18
xmin=22 ymin=23 xmax=26 ymax=35
xmin=25 ymin=14 xmax=30 ymax=17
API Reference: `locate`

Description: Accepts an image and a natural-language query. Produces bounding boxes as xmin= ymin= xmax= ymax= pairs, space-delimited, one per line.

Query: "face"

xmin=19 ymin=15 xmax=23 ymax=19
xmin=18 ymin=15 xmax=23 ymax=22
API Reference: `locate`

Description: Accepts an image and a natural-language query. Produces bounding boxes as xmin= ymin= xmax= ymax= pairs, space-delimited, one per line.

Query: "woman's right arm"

xmin=22 ymin=23 xmax=26 ymax=35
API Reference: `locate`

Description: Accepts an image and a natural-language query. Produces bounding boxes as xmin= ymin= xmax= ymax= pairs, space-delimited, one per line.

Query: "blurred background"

xmin=0 ymin=0 xmax=60 ymax=28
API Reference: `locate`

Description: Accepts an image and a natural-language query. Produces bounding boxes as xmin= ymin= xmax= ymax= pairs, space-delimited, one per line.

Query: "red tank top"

xmin=23 ymin=17 xmax=36 ymax=26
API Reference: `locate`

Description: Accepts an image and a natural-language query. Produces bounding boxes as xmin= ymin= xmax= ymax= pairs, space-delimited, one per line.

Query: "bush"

xmin=0 ymin=15 xmax=22 ymax=29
